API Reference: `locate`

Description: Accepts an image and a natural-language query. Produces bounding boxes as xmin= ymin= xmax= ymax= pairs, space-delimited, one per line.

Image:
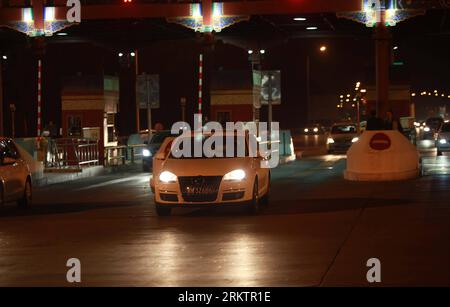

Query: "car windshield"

xmin=441 ymin=123 xmax=450 ymax=132
xmin=149 ymin=132 xmax=171 ymax=144
xmin=426 ymin=117 xmax=443 ymax=129
xmin=169 ymin=135 xmax=250 ymax=159
xmin=331 ymin=125 xmax=357 ymax=134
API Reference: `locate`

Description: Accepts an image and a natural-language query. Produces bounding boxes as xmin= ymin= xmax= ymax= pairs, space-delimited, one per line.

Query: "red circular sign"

xmin=370 ymin=133 xmax=391 ymax=150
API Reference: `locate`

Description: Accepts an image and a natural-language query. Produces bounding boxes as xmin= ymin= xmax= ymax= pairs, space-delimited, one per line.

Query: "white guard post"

xmin=344 ymin=130 xmax=419 ymax=181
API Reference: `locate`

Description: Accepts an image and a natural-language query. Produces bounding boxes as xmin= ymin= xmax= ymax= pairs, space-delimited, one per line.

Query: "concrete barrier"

xmin=344 ymin=130 xmax=419 ymax=181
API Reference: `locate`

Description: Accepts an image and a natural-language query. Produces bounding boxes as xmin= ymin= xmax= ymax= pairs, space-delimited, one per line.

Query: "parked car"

xmin=422 ymin=117 xmax=444 ymax=140
xmin=326 ymin=123 xmax=359 ymax=154
xmin=300 ymin=124 xmax=326 ymax=135
xmin=0 ymin=138 xmax=32 ymax=207
xmin=436 ymin=122 xmax=450 ymax=156
xmin=152 ymin=132 xmax=270 ymax=216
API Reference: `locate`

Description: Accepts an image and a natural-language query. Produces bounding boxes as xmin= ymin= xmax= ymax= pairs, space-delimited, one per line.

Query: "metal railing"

xmin=45 ymin=138 xmax=99 ymax=169
xmin=104 ymin=144 xmax=148 ymax=167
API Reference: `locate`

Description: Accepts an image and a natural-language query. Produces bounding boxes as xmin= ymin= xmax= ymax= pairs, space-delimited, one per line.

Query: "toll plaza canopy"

xmin=1 ymin=0 xmax=449 ymax=37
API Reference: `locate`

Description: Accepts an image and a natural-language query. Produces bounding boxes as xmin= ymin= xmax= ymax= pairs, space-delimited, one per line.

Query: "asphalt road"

xmin=0 ymin=139 xmax=449 ymax=286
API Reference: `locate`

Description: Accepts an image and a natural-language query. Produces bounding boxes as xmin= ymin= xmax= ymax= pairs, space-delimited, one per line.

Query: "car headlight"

xmin=327 ymin=137 xmax=335 ymax=144
xmin=159 ymin=171 xmax=177 ymax=183
xmin=424 ymin=127 xmax=431 ymax=132
xmin=352 ymin=137 xmax=359 ymax=143
xmin=304 ymin=128 xmax=309 ymax=133
xmin=223 ymin=169 xmax=246 ymax=181
xmin=313 ymin=128 xmax=319 ymax=133
xmin=439 ymin=139 xmax=447 ymax=144
xmin=143 ymin=149 xmax=151 ymax=157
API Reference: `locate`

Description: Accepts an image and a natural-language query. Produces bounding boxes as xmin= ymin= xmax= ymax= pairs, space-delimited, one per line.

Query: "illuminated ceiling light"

xmin=44 ymin=7 xmax=55 ymax=22
xmin=56 ymin=32 xmax=68 ymax=36
xmin=306 ymin=27 xmax=318 ymax=30
xmin=22 ymin=8 xmax=33 ymax=23
xmin=294 ymin=17 xmax=306 ymax=21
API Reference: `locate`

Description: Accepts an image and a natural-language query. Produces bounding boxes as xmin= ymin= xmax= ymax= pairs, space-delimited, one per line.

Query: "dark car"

xmin=422 ymin=117 xmax=444 ymax=140
xmin=142 ymin=130 xmax=175 ymax=172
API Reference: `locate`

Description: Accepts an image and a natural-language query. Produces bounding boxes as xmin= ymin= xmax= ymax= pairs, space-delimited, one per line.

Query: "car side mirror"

xmin=154 ymin=152 xmax=166 ymax=161
xmin=2 ymin=157 xmax=16 ymax=165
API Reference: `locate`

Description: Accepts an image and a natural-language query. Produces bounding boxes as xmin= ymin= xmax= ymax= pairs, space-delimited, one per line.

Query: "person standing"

xmin=384 ymin=110 xmax=404 ymax=133
xmin=366 ymin=110 xmax=383 ymax=130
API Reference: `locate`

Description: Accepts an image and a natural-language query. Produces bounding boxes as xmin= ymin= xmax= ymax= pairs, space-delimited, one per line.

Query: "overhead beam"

xmin=222 ymin=0 xmax=363 ymax=15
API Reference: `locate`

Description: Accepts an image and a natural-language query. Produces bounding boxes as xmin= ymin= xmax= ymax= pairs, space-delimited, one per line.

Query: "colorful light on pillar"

xmin=337 ymin=0 xmax=425 ymax=27
xmin=14 ymin=6 xmax=75 ymax=36
xmin=168 ymin=2 xmax=248 ymax=33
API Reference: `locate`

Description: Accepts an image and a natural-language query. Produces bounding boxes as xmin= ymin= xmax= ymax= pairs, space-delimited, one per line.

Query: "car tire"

xmin=260 ymin=177 xmax=270 ymax=207
xmin=156 ymin=205 xmax=171 ymax=216
xmin=437 ymin=150 xmax=443 ymax=156
xmin=18 ymin=178 xmax=32 ymax=208
xmin=247 ymin=179 xmax=260 ymax=214
xmin=0 ymin=184 xmax=4 ymax=206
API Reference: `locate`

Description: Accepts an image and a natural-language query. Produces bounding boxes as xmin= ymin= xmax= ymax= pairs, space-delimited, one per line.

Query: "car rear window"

xmin=331 ymin=125 xmax=357 ymax=134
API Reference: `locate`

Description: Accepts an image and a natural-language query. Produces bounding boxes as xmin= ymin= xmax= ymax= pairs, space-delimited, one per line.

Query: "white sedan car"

xmin=0 ymin=138 xmax=32 ymax=207
xmin=151 ymin=133 xmax=270 ymax=216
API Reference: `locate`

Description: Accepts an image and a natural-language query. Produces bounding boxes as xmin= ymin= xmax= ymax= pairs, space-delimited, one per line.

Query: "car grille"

xmin=178 ymin=176 xmax=222 ymax=202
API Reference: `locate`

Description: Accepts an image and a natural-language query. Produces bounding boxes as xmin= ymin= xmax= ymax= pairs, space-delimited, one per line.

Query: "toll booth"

xmin=61 ymin=75 xmax=119 ymax=165
xmin=210 ymin=70 xmax=254 ymax=124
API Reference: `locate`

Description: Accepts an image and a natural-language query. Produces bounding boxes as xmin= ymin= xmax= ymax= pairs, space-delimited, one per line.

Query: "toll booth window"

xmin=68 ymin=116 xmax=82 ymax=137
xmin=107 ymin=127 xmax=116 ymax=143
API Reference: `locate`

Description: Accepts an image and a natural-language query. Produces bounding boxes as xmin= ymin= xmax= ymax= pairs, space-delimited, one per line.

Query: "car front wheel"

xmin=247 ymin=179 xmax=260 ymax=214
xmin=18 ymin=179 xmax=32 ymax=208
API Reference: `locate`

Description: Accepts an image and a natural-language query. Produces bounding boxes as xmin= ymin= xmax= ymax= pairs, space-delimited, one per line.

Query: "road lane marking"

xmin=75 ymin=175 xmax=152 ymax=191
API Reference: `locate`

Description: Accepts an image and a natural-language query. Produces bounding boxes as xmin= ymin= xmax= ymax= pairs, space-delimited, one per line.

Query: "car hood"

xmin=161 ymin=157 xmax=252 ymax=177
xmin=329 ymin=133 xmax=358 ymax=140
